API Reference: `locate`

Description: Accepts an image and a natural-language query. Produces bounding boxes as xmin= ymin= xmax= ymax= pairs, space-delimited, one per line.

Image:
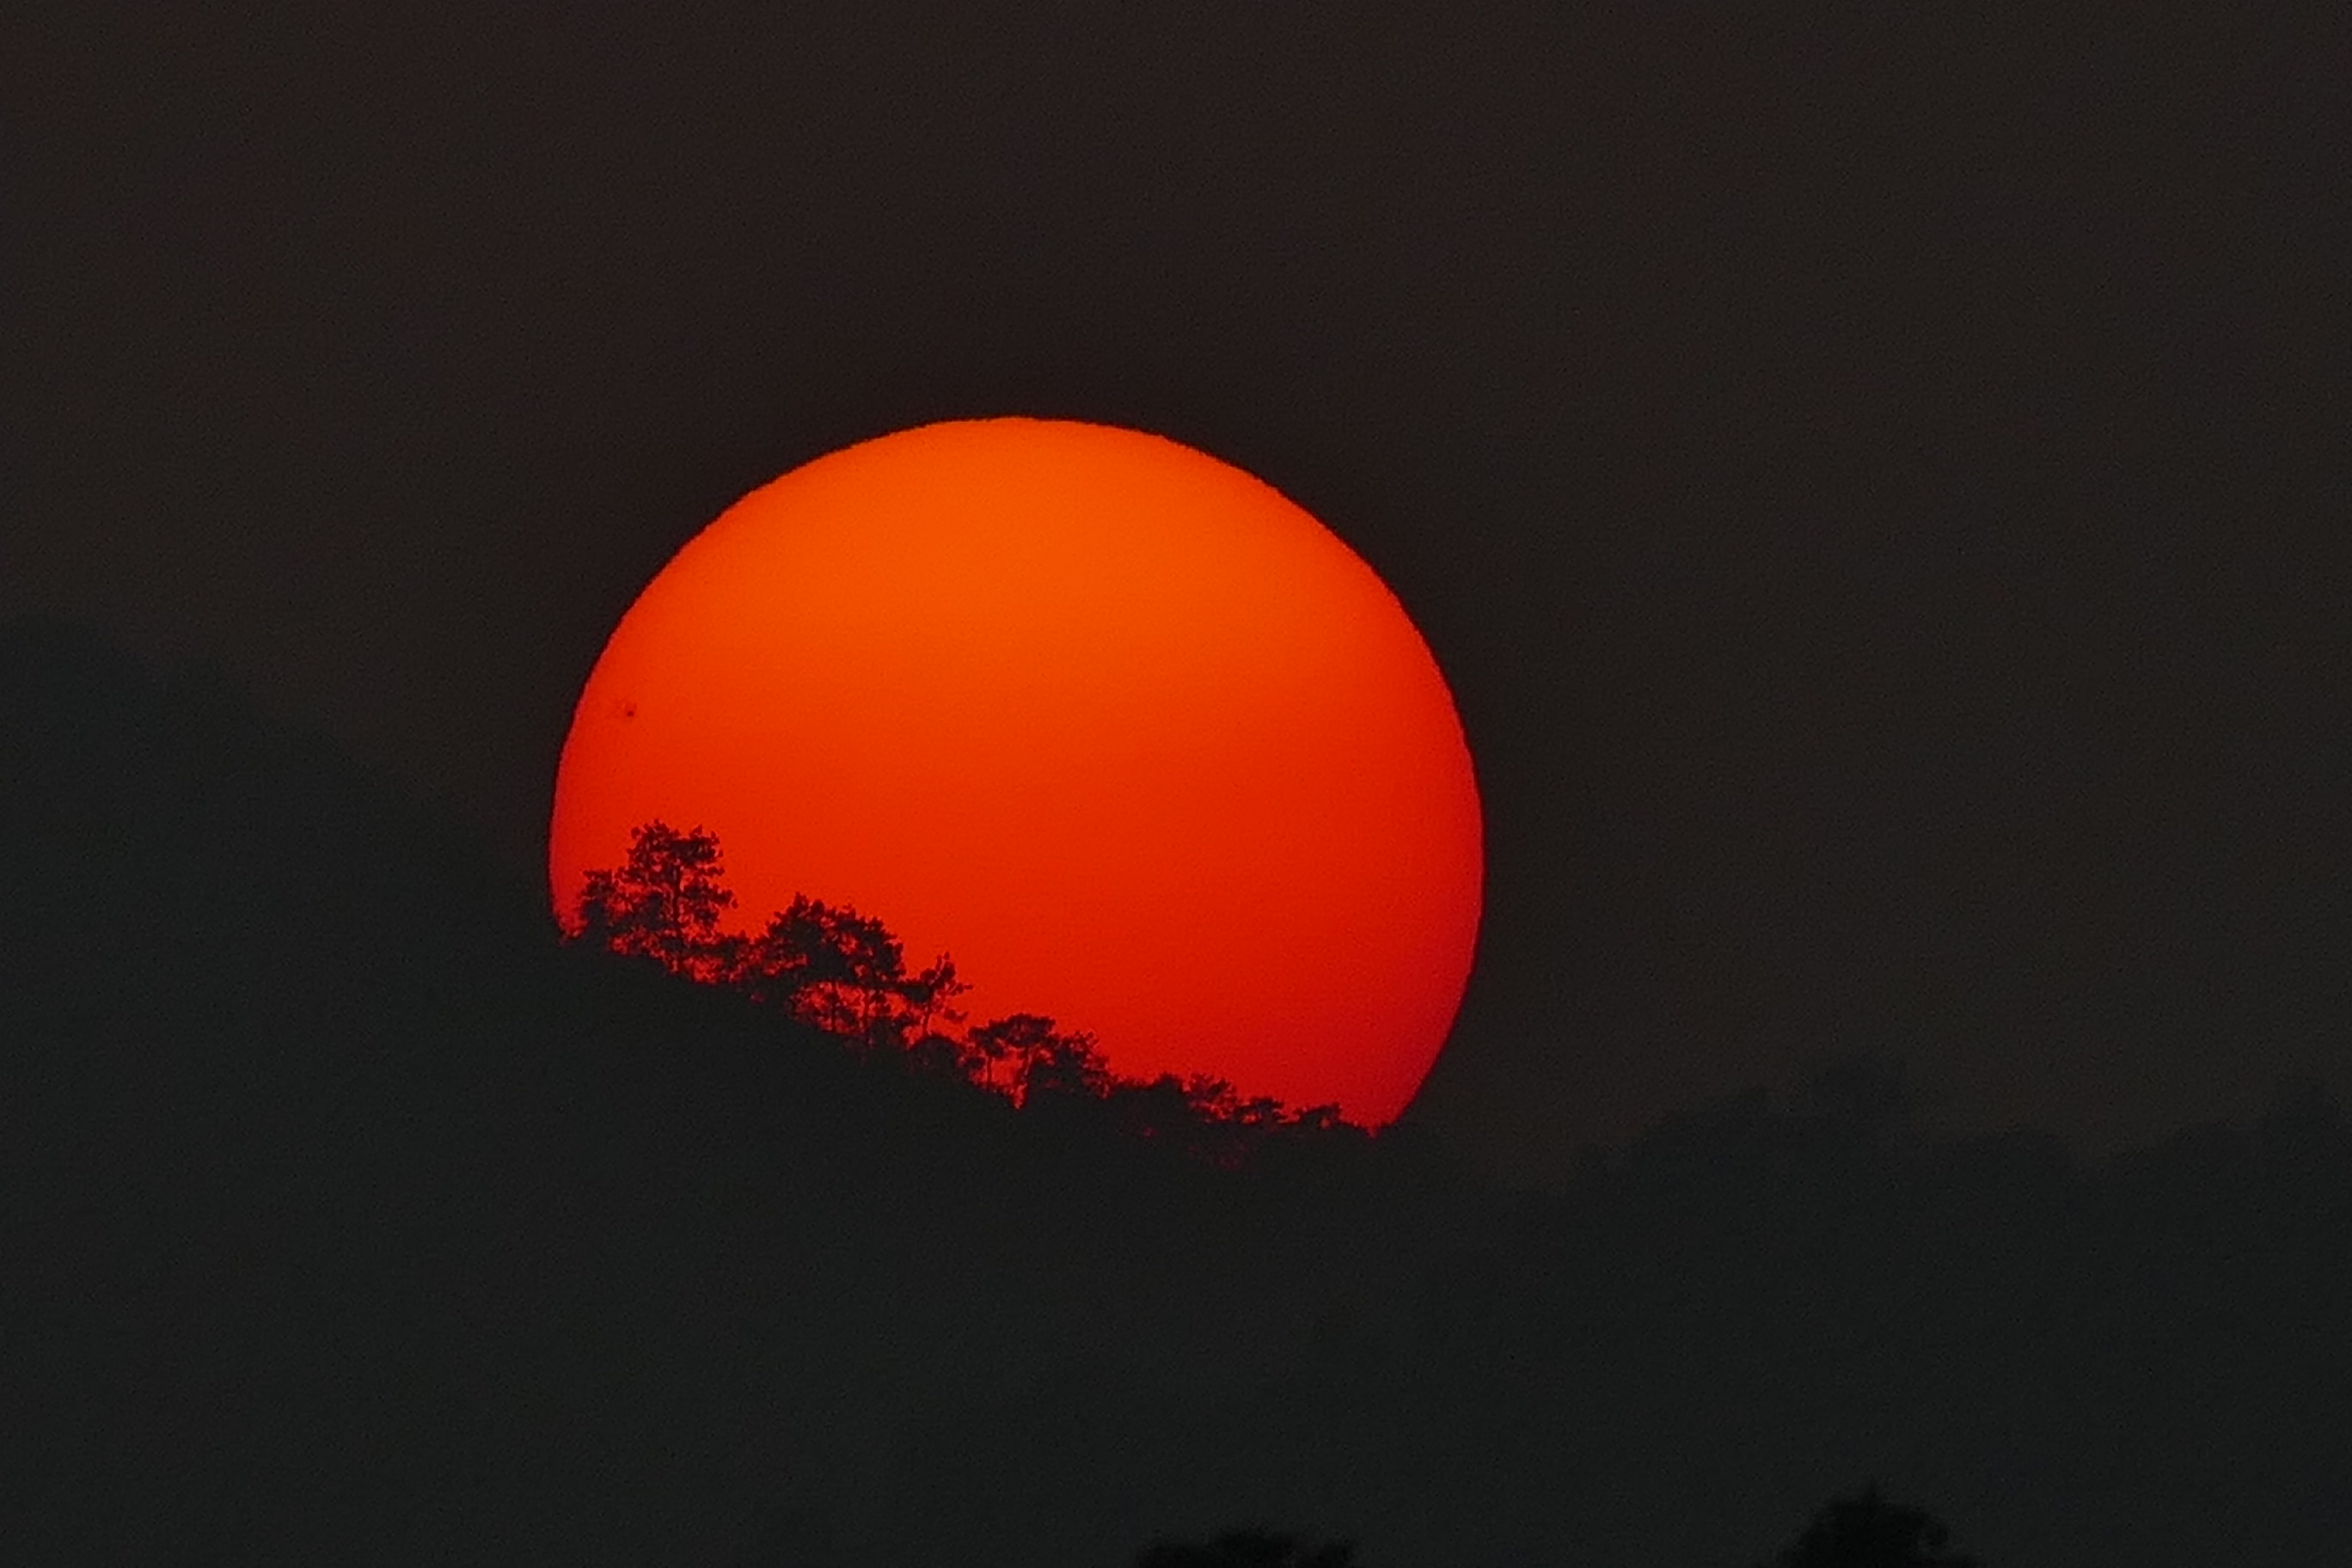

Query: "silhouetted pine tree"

xmin=570 ymin=819 xmax=737 ymax=978
xmin=1761 ymin=1484 xmax=1980 ymax=1568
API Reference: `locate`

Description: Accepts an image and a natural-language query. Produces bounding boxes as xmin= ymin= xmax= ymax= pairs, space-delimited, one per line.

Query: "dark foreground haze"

xmin=4 ymin=624 xmax=2346 ymax=1564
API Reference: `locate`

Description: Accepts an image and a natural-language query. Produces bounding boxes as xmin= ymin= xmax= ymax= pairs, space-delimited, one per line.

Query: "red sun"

xmin=548 ymin=419 xmax=1481 ymax=1125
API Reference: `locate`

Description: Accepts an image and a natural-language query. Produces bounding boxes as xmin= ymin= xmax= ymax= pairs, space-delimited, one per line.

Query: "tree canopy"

xmin=572 ymin=819 xmax=735 ymax=978
xmin=566 ymin=821 xmax=1363 ymax=1167
xmin=1763 ymin=1484 xmax=1980 ymax=1568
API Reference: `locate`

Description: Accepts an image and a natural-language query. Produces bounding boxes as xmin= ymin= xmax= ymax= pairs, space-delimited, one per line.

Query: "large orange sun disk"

xmin=548 ymin=419 xmax=1481 ymax=1125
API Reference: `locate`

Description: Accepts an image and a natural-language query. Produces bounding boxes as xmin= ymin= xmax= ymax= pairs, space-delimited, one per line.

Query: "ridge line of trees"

xmin=1130 ymin=1481 xmax=1982 ymax=1566
xmin=566 ymin=820 xmax=1363 ymax=1167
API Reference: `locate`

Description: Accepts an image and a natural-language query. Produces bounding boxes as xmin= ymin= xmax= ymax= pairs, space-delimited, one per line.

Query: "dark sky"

xmin=7 ymin=1 xmax=2346 ymax=1178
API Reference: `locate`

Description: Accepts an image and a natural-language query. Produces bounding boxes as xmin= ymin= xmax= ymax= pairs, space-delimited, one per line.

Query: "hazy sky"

xmin=7 ymin=2 xmax=2345 ymax=1176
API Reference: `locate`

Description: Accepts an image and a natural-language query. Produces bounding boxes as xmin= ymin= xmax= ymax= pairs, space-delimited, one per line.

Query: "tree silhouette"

xmin=1176 ymin=1075 xmax=1289 ymax=1130
xmin=1761 ymin=1484 xmax=1980 ymax=1568
xmin=570 ymin=820 xmax=737 ymax=978
xmin=897 ymin=952 xmax=968 ymax=1054
xmin=568 ymin=821 xmax=1369 ymax=1159
xmin=1106 ymin=1073 xmax=1204 ymax=1145
xmin=965 ymin=1013 xmax=1110 ymax=1105
xmin=902 ymin=1027 xmax=971 ymax=1081
xmin=1135 ymin=1529 xmax=1357 ymax=1568
xmin=739 ymin=894 xmax=952 ymax=1051
xmin=1025 ymin=1028 xmax=1112 ymax=1102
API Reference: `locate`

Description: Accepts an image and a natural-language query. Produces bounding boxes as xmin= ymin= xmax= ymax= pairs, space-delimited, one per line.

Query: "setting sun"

xmin=548 ymin=418 xmax=1480 ymax=1124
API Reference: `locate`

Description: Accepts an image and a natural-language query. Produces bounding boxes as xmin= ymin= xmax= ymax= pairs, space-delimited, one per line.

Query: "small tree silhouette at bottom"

xmin=1135 ymin=1529 xmax=1357 ymax=1568
xmin=1762 ymin=1482 xmax=1979 ymax=1568
xmin=571 ymin=819 xmax=737 ymax=977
